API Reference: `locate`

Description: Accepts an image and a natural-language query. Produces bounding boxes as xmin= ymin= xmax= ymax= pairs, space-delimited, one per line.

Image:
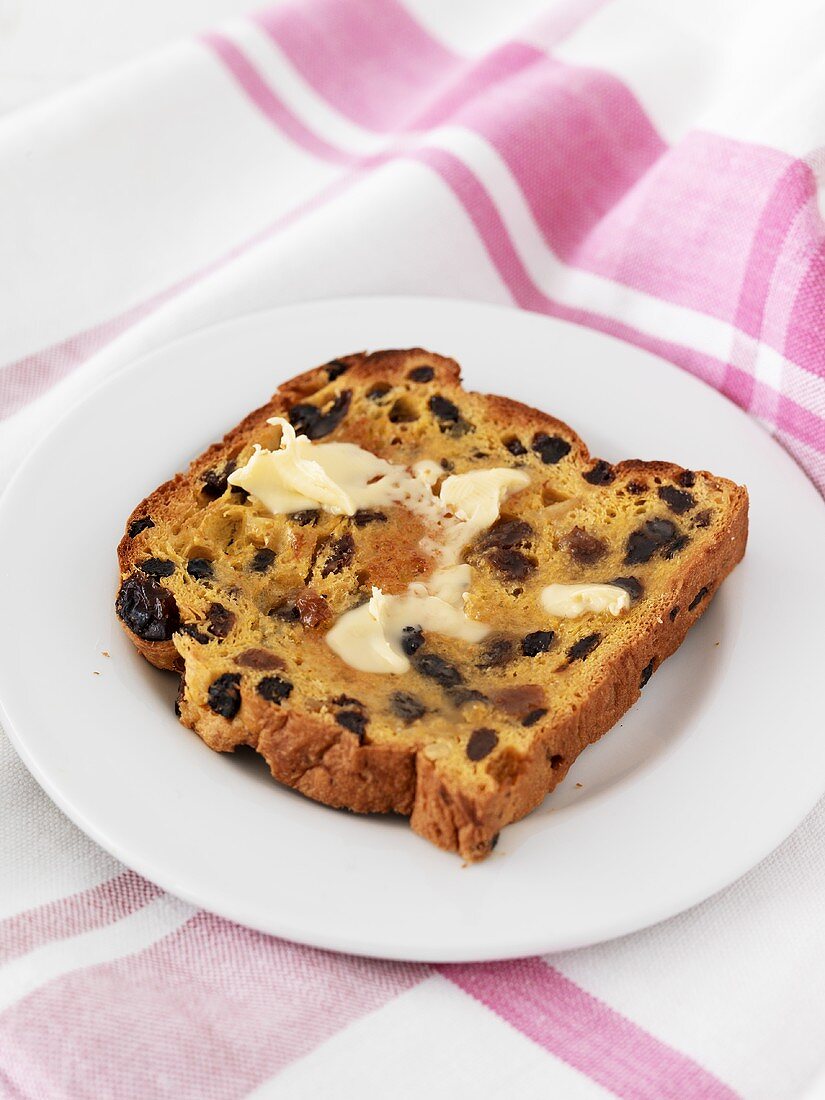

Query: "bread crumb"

xmin=102 ymin=651 xmax=110 ymax=658
xmin=92 ymin=671 xmax=100 ymax=676
xmin=575 ymin=782 xmax=583 ymax=789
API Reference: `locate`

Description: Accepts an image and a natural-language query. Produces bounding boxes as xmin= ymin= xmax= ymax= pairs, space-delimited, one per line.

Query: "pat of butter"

xmin=439 ymin=468 xmax=530 ymax=552
xmin=228 ymin=418 xmax=401 ymax=516
xmin=541 ymin=583 xmax=631 ymax=619
xmin=326 ymin=587 xmax=489 ymax=674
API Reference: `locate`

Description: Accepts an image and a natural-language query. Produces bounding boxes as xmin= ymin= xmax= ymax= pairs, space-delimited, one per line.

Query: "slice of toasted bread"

xmin=115 ymin=349 xmax=748 ymax=861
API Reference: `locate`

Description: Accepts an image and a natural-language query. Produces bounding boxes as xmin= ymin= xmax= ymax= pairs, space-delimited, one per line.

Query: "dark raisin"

xmin=116 ymin=574 xmax=180 ymax=641
xmin=428 ymin=394 xmax=460 ymax=422
xmin=250 ymin=547 xmax=276 ymax=572
xmin=662 ymin=535 xmax=691 ymax=559
xmin=689 ymin=586 xmax=709 ymax=611
xmin=290 ymin=509 xmax=319 ymax=527
xmin=487 ymin=547 xmax=536 ymax=580
xmin=408 ymin=365 xmax=434 ymax=383
xmin=450 ymin=687 xmax=489 ymax=707
xmin=207 ymin=603 xmax=235 ymax=638
xmin=466 ymin=728 xmax=498 ymax=761
xmin=476 ymin=518 xmax=533 ymax=551
xmin=332 ymin=694 xmax=363 ymax=708
xmin=624 ymin=531 xmax=654 ymax=561
xmin=504 ymin=437 xmax=527 ymax=456
xmin=414 ymin=653 xmax=463 ymax=688
xmin=559 ymin=527 xmax=606 ymax=565
xmin=532 ymin=433 xmax=571 ymax=465
xmin=401 ymin=626 xmax=425 ymax=656
xmin=128 ymin=517 xmax=154 ymax=538
xmin=186 ymin=558 xmax=213 ymax=580
xmin=288 ymin=390 xmax=352 ymax=440
xmin=549 ymin=754 xmax=564 ymax=769
xmin=678 ymin=470 xmax=696 ymax=488
xmin=177 ymin=623 xmax=210 ymax=645
xmin=669 ymin=606 xmax=680 ymax=621
xmin=522 ymin=708 xmax=547 ymax=727
xmin=627 ymin=480 xmax=648 ymax=495
xmin=366 ymin=383 xmax=391 ymax=401
xmin=321 ymin=533 xmax=355 ymax=578
xmin=201 ymin=461 xmax=236 ymax=499
xmin=522 ymin=630 xmax=555 ymax=657
xmin=207 ymin=674 xmax=241 ymax=719
xmin=492 ymin=684 xmax=545 ymax=718
xmin=440 ymin=457 xmax=454 ymax=471
xmin=583 ymin=459 xmax=614 ymax=485
xmin=476 ymin=637 xmax=513 ymax=669
xmin=567 ymin=633 xmax=601 ymax=662
xmin=624 ymin=518 xmax=679 ymax=564
xmin=256 ymin=675 xmax=293 ymax=704
xmin=140 ymin=558 xmax=175 ymax=578
xmin=609 ymin=576 xmax=644 ymax=601
xmin=336 ymin=710 xmax=367 ymax=739
xmin=639 ymin=659 xmax=655 ymax=689
xmin=353 ymin=509 xmax=388 ymax=527
xmin=473 ymin=451 xmax=489 ymax=459
xmin=658 ymin=485 xmax=696 ymax=515
xmin=389 ymin=691 xmax=426 ymax=722
xmin=236 ymin=648 xmax=285 ymax=670
xmin=693 ymin=510 xmax=712 ymax=529
xmin=269 ymin=600 xmax=301 ymax=622
xmin=646 ymin=518 xmax=678 ymax=542
xmin=326 ymin=358 xmax=349 ymax=381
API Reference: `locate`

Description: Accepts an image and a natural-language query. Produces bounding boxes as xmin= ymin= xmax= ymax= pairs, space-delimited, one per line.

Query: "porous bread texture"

xmin=116 ymin=349 xmax=748 ymax=861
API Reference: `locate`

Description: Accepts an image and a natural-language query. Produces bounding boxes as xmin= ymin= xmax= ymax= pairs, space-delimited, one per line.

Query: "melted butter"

xmin=541 ymin=583 xmax=630 ymax=619
xmin=326 ymin=469 xmax=529 ymax=674
xmin=439 ymin=468 xmax=530 ymax=553
xmin=229 ymin=418 xmax=439 ymax=519
xmin=326 ymin=587 xmax=489 ymax=674
xmin=229 ymin=419 xmax=532 ymax=674
xmin=411 ymin=458 xmax=443 ymax=486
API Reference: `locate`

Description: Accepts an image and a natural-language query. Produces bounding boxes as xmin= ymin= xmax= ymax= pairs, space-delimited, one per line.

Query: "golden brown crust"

xmin=116 ymin=349 xmax=748 ymax=860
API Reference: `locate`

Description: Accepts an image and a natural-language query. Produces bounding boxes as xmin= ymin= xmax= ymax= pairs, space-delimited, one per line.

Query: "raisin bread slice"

xmin=116 ymin=349 xmax=748 ymax=861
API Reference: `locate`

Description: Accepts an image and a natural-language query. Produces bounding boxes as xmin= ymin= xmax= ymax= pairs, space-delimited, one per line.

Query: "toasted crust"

xmin=116 ymin=349 xmax=748 ymax=860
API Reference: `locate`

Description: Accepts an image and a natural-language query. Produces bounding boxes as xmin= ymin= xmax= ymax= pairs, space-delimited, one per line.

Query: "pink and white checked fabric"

xmin=2 ymin=2 xmax=825 ymax=1097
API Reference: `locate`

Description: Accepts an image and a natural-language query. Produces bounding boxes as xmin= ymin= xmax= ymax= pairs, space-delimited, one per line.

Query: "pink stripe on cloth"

xmin=412 ymin=146 xmax=731 ymax=388
xmin=444 ymin=56 xmax=667 ymax=265
xmin=585 ymin=132 xmax=797 ymax=328
xmin=254 ymin=0 xmax=459 ymax=132
xmin=731 ymin=160 xmax=815 ymax=342
xmin=203 ymin=32 xmax=352 ymax=164
xmin=439 ymin=959 xmax=740 ymax=1100
xmin=720 ymin=160 xmax=815 ymax=405
xmin=0 ymin=295 xmax=174 ymax=421
xmin=784 ymin=239 xmax=825 ymax=382
xmin=410 ymin=42 xmax=546 ymax=131
xmin=243 ymin=17 xmax=818 ymax=369
xmin=0 ymin=871 xmax=161 ymax=966
xmin=0 ymin=910 xmax=427 ymax=1099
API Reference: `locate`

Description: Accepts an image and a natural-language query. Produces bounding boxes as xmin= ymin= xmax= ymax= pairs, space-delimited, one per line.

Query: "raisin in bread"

xmin=116 ymin=349 xmax=748 ymax=861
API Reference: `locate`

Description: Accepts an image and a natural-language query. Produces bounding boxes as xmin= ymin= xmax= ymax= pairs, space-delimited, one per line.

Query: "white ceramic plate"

xmin=1 ymin=298 xmax=823 ymax=962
